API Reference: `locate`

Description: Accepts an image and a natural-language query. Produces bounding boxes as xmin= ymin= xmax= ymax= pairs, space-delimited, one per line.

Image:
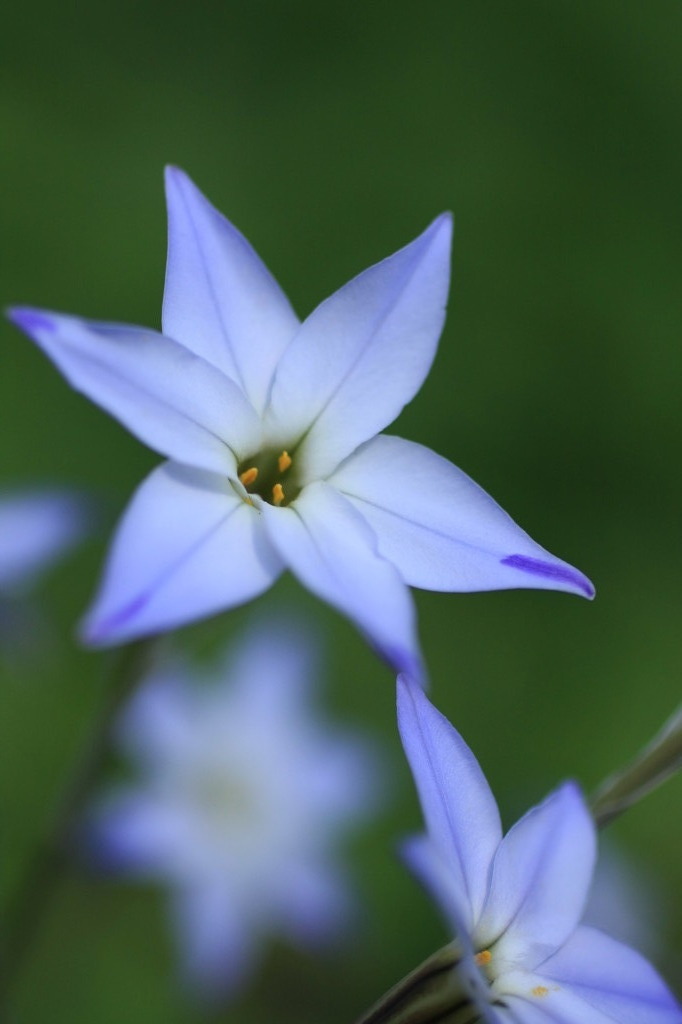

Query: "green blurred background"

xmin=1 ymin=1 xmax=680 ymax=1020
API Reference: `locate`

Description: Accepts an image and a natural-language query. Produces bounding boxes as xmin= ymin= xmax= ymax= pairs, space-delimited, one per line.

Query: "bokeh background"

xmin=2 ymin=1 xmax=680 ymax=1021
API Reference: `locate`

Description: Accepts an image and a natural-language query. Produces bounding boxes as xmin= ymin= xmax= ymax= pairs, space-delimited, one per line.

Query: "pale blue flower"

xmin=396 ymin=676 xmax=681 ymax=1022
xmin=585 ymin=844 xmax=671 ymax=965
xmin=10 ymin=169 xmax=593 ymax=670
xmin=0 ymin=489 xmax=82 ymax=592
xmin=91 ymin=619 xmax=378 ymax=997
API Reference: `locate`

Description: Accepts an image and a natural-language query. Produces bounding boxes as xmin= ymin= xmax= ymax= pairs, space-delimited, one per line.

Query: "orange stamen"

xmin=272 ymin=483 xmax=285 ymax=506
xmin=278 ymin=450 xmax=292 ymax=473
xmin=239 ymin=466 xmax=259 ymax=487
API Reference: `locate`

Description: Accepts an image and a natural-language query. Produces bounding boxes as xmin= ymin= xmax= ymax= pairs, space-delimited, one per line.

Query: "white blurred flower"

xmin=584 ymin=843 xmax=670 ymax=963
xmin=91 ymin=619 xmax=380 ymax=997
xmin=0 ymin=489 xmax=82 ymax=592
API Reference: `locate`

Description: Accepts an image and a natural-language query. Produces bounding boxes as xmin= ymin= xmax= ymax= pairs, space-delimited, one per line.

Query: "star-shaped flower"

xmin=90 ymin=618 xmax=378 ymax=998
xmin=10 ymin=169 xmax=593 ymax=671
xmin=392 ymin=676 xmax=681 ymax=1023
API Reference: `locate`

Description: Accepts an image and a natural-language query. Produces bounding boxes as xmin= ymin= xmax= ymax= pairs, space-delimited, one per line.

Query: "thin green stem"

xmin=1 ymin=639 xmax=156 ymax=1002
xmin=591 ymin=703 xmax=682 ymax=829
xmin=352 ymin=942 xmax=485 ymax=1024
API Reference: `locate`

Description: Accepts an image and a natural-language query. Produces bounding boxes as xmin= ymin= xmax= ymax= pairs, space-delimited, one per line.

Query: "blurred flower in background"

xmin=585 ymin=843 xmax=674 ymax=968
xmin=10 ymin=168 xmax=592 ymax=672
xmin=0 ymin=488 xmax=84 ymax=659
xmin=0 ymin=489 xmax=82 ymax=593
xmin=89 ymin=617 xmax=380 ymax=999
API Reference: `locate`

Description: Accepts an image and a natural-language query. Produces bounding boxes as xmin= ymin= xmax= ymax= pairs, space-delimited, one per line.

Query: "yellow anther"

xmin=531 ymin=986 xmax=550 ymax=999
xmin=272 ymin=483 xmax=285 ymax=507
xmin=278 ymin=450 xmax=292 ymax=473
xmin=239 ymin=466 xmax=259 ymax=487
xmin=475 ymin=950 xmax=492 ymax=966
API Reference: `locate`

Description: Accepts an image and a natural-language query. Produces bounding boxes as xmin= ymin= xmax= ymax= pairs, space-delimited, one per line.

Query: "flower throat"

xmin=237 ymin=448 xmax=300 ymax=507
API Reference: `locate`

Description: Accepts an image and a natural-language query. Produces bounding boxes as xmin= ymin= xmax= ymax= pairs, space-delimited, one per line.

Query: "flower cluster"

xmin=5 ymin=170 xmax=679 ymax=1020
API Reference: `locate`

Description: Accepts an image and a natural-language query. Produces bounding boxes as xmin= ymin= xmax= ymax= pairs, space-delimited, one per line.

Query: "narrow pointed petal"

xmin=397 ymin=677 xmax=502 ymax=932
xmin=259 ymin=481 xmax=422 ymax=677
xmin=265 ymin=214 xmax=453 ymax=480
xmin=163 ymin=167 xmax=300 ymax=411
xmin=331 ymin=435 xmax=594 ymax=599
xmin=532 ymin=925 xmax=682 ymax=1023
xmin=401 ymin=833 xmax=480 ymax=942
xmin=9 ymin=308 xmax=262 ymax=472
xmin=477 ymin=783 xmax=596 ymax=970
xmin=81 ymin=462 xmax=283 ymax=646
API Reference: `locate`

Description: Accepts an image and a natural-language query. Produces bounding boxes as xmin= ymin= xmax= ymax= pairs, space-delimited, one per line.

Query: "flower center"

xmin=193 ymin=772 xmax=258 ymax=827
xmin=474 ymin=949 xmax=492 ymax=971
xmin=236 ymin=448 xmax=300 ymax=507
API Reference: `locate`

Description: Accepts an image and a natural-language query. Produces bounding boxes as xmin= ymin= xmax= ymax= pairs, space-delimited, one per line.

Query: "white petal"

xmin=582 ymin=843 xmax=666 ymax=960
xmin=163 ymin=167 xmax=300 ymax=412
xmin=397 ymin=677 xmax=502 ymax=932
xmin=81 ymin=462 xmax=283 ymax=645
xmin=476 ymin=783 xmax=596 ymax=970
xmin=0 ymin=490 xmax=83 ymax=590
xmin=265 ymin=214 xmax=452 ymax=479
xmin=401 ymin=833 xmax=477 ymax=941
xmin=89 ymin=791 xmax=188 ymax=874
xmin=535 ymin=925 xmax=682 ymax=1023
xmin=223 ymin=616 xmax=320 ymax=716
xmin=172 ymin=881 xmax=257 ymax=996
xmin=9 ymin=308 xmax=262 ymax=472
xmin=494 ymin=987 xmax=610 ymax=1023
xmin=331 ymin=435 xmax=594 ymax=599
xmin=259 ymin=481 xmax=422 ymax=677
xmin=116 ymin=668 xmax=199 ymax=765
xmin=275 ymin=859 xmax=353 ymax=944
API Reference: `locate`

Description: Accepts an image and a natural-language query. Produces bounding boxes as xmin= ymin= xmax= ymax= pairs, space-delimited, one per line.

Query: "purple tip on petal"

xmin=501 ymin=554 xmax=595 ymax=598
xmin=80 ymin=594 xmax=149 ymax=647
xmin=8 ymin=308 xmax=56 ymax=334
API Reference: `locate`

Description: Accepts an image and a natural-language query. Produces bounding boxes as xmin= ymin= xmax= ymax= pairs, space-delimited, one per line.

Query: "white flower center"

xmin=190 ymin=769 xmax=264 ymax=833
